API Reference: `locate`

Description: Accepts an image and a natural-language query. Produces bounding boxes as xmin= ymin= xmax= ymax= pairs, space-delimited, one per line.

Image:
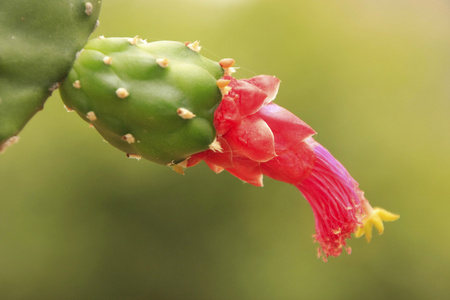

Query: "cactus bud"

xmin=60 ymin=38 xmax=224 ymax=165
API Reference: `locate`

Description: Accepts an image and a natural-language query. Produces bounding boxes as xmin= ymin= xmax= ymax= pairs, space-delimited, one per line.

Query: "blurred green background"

xmin=1 ymin=0 xmax=449 ymax=299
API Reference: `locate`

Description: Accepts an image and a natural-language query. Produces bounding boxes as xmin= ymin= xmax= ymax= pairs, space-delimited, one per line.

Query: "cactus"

xmin=0 ymin=0 xmax=400 ymax=259
xmin=59 ymin=38 xmax=224 ymax=166
xmin=59 ymin=37 xmax=399 ymax=259
xmin=0 ymin=0 xmax=102 ymax=152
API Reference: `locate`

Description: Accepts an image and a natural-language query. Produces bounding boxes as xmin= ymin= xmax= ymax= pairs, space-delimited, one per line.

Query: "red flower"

xmin=188 ymin=74 xmax=399 ymax=261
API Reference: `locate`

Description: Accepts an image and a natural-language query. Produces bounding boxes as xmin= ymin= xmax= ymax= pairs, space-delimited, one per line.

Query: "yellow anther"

xmin=355 ymin=207 xmax=400 ymax=242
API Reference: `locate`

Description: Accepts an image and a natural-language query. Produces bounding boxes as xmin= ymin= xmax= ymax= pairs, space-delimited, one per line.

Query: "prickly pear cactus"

xmin=59 ymin=38 xmax=224 ymax=166
xmin=0 ymin=0 xmax=102 ymax=153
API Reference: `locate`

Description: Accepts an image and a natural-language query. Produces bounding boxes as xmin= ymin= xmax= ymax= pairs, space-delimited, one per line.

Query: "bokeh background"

xmin=1 ymin=0 xmax=450 ymax=299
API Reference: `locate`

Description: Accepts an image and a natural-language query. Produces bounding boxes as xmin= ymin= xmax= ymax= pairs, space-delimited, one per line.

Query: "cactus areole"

xmin=60 ymin=38 xmax=224 ymax=165
xmin=60 ymin=37 xmax=399 ymax=260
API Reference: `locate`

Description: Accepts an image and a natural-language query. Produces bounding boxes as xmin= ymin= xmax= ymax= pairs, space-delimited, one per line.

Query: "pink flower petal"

xmin=187 ymin=151 xmax=207 ymax=167
xmin=230 ymin=78 xmax=268 ymax=117
xmin=260 ymin=142 xmax=316 ymax=185
xmin=206 ymin=162 xmax=225 ymax=174
xmin=244 ymin=75 xmax=281 ymax=103
xmin=202 ymin=137 xmax=234 ymax=169
xmin=213 ymin=93 xmax=241 ymax=136
xmin=224 ymin=115 xmax=276 ymax=162
xmin=256 ymin=103 xmax=316 ymax=154
xmin=225 ymin=157 xmax=263 ymax=187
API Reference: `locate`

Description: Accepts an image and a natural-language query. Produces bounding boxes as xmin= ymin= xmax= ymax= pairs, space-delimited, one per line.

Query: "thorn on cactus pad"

xmin=103 ymin=56 xmax=112 ymax=65
xmin=209 ymin=138 xmax=223 ymax=153
xmin=217 ymin=79 xmax=232 ymax=95
xmin=122 ymin=133 xmax=136 ymax=144
xmin=116 ymin=88 xmax=129 ymax=99
xmin=73 ymin=80 xmax=81 ymax=89
xmin=225 ymin=67 xmax=237 ymax=76
xmin=186 ymin=41 xmax=201 ymax=53
xmin=64 ymin=105 xmax=74 ymax=112
xmin=167 ymin=161 xmax=186 ymax=175
xmin=219 ymin=58 xmax=237 ymax=76
xmin=49 ymin=82 xmax=60 ymax=93
xmin=219 ymin=58 xmax=235 ymax=69
xmin=126 ymin=153 xmax=142 ymax=160
xmin=172 ymin=165 xmax=185 ymax=175
xmin=0 ymin=136 xmax=19 ymax=154
xmin=156 ymin=58 xmax=169 ymax=68
xmin=177 ymin=158 xmax=189 ymax=168
xmin=98 ymin=35 xmax=105 ymax=39
xmin=89 ymin=123 xmax=95 ymax=128
xmin=128 ymin=36 xmax=141 ymax=45
xmin=177 ymin=108 xmax=196 ymax=119
xmin=85 ymin=2 xmax=93 ymax=16
xmin=86 ymin=111 xmax=97 ymax=121
xmin=93 ymin=20 xmax=100 ymax=31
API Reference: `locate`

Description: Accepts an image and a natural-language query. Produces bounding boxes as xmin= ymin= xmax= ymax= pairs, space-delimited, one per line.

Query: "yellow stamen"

xmin=355 ymin=207 xmax=400 ymax=242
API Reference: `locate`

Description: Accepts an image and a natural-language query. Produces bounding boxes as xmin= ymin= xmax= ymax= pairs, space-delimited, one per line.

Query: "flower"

xmin=187 ymin=74 xmax=399 ymax=261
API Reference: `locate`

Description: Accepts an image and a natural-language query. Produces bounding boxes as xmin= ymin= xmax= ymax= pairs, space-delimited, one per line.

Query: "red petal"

xmin=202 ymin=137 xmax=234 ymax=169
xmin=244 ymin=75 xmax=281 ymax=103
xmin=260 ymin=142 xmax=315 ymax=185
xmin=187 ymin=151 xmax=208 ymax=167
xmin=225 ymin=157 xmax=263 ymax=187
xmin=214 ymin=93 xmax=241 ymax=136
xmin=230 ymin=79 xmax=268 ymax=117
xmin=256 ymin=103 xmax=316 ymax=154
xmin=206 ymin=162 xmax=225 ymax=174
xmin=187 ymin=137 xmax=234 ymax=169
xmin=224 ymin=115 xmax=276 ymax=162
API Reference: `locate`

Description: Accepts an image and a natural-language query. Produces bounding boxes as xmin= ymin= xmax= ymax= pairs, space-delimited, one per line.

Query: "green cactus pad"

xmin=0 ymin=0 xmax=102 ymax=152
xmin=59 ymin=38 xmax=224 ymax=165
